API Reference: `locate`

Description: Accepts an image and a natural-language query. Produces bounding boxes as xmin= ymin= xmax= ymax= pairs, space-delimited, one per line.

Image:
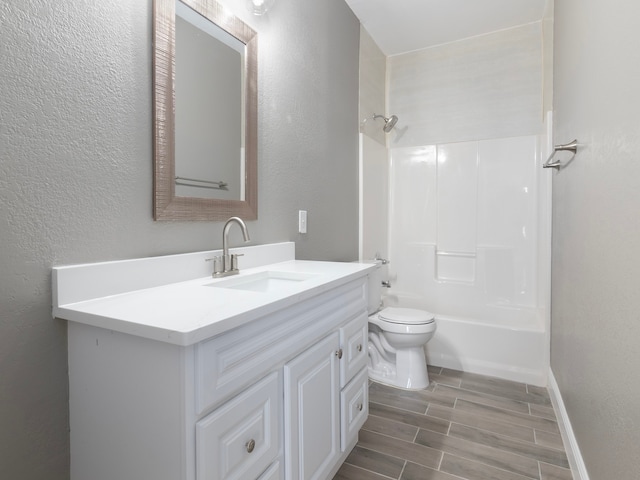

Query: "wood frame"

xmin=153 ymin=0 xmax=258 ymax=221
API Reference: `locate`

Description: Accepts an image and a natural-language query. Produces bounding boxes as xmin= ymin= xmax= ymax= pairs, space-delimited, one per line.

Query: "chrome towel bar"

xmin=543 ymin=139 xmax=578 ymax=170
xmin=175 ymin=176 xmax=228 ymax=190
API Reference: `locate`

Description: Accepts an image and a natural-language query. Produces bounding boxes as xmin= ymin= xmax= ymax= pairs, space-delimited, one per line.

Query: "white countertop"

xmin=53 ymin=243 xmax=374 ymax=346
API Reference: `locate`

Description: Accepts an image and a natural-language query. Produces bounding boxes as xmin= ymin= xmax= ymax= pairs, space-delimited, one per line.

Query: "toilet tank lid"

xmin=379 ymin=307 xmax=435 ymax=325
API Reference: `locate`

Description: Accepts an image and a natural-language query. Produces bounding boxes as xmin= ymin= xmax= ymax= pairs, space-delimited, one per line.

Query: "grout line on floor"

xmin=411 ymin=426 xmax=420 ymax=443
xmin=435 ymin=382 xmax=533 ymax=414
xmin=342 ymin=461 xmax=398 ymax=480
xmin=397 ymin=460 xmax=407 ymax=480
xmin=360 ymin=426 xmax=443 ymax=463
xmin=369 ymin=399 xmax=433 ymax=418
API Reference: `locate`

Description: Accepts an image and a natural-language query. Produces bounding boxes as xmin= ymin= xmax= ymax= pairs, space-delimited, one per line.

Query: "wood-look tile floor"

xmin=333 ymin=366 xmax=573 ymax=480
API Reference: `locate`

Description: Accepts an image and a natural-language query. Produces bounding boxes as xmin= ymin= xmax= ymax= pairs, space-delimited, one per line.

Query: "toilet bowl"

xmin=366 ymin=263 xmax=436 ymax=390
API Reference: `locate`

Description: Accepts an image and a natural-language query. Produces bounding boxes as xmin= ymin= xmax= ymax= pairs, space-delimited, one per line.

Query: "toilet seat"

xmin=369 ymin=307 xmax=436 ymax=335
xmin=378 ymin=307 xmax=435 ymax=325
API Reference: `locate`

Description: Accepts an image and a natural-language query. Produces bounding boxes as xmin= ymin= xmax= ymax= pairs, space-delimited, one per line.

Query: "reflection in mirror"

xmin=153 ymin=0 xmax=258 ymax=220
xmin=175 ymin=3 xmax=244 ymax=200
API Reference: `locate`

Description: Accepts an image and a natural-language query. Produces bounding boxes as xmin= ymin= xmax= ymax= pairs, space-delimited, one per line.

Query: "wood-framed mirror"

xmin=153 ymin=0 xmax=258 ymax=221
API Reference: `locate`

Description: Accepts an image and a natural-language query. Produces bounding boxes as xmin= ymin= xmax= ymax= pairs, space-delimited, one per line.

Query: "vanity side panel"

xmin=68 ymin=323 xmax=190 ymax=480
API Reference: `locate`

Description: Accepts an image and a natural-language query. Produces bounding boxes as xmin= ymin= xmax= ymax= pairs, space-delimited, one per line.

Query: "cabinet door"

xmin=284 ymin=332 xmax=340 ymax=480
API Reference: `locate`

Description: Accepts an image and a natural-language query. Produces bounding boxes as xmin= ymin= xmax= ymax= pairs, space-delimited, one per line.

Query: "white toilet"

xmin=367 ymin=263 xmax=436 ymax=390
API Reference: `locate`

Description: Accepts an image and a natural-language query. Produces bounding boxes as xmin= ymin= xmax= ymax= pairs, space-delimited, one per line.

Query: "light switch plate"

xmin=298 ymin=210 xmax=307 ymax=234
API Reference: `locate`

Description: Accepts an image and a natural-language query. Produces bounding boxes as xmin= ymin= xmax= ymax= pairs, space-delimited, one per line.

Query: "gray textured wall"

xmin=552 ymin=0 xmax=640 ymax=477
xmin=0 ymin=0 xmax=360 ymax=477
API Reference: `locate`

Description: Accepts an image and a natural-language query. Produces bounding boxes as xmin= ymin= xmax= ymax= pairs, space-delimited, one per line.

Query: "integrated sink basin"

xmin=206 ymin=270 xmax=318 ymax=293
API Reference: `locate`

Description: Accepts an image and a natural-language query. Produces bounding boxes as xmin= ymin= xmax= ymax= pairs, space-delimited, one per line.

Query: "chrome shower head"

xmin=373 ymin=114 xmax=399 ymax=133
xmin=383 ymin=114 xmax=398 ymax=132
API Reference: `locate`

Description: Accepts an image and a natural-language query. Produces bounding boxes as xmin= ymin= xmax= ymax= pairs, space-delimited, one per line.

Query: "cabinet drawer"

xmin=196 ymin=372 xmax=280 ymax=480
xmin=340 ymin=313 xmax=368 ymax=388
xmin=340 ymin=368 xmax=368 ymax=451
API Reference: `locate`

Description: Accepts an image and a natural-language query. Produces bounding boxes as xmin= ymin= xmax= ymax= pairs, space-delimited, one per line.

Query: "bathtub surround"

xmin=388 ymin=136 xmax=541 ymax=312
xmin=386 ymin=135 xmax=549 ymax=386
xmin=361 ymin=22 xmax=551 ymax=386
xmin=0 ymin=0 xmax=360 ymax=478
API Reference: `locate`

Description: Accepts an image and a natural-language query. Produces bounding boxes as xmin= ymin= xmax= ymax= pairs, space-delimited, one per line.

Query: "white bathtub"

xmin=384 ymin=293 xmax=549 ymax=386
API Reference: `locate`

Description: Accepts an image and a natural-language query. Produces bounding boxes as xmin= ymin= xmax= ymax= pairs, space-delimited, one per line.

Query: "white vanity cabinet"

xmin=65 ymin=274 xmax=370 ymax=480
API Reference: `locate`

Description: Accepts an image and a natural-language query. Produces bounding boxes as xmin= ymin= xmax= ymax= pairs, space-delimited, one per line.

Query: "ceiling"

xmin=344 ymin=0 xmax=548 ymax=56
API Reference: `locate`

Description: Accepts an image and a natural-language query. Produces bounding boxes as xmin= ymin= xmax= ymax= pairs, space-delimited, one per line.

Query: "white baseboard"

xmin=547 ymin=368 xmax=590 ymax=480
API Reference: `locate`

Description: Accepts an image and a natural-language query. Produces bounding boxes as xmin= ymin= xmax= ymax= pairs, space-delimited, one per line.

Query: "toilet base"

xmin=368 ymin=345 xmax=430 ymax=390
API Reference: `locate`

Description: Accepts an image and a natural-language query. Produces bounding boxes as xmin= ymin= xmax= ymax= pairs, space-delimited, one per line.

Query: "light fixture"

xmin=246 ymin=0 xmax=275 ymax=15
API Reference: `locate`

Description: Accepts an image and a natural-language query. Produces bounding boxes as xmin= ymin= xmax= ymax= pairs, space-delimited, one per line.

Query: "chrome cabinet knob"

xmin=246 ymin=439 xmax=256 ymax=453
xmin=357 ymin=403 xmax=363 ymax=411
xmin=335 ymin=348 xmax=343 ymax=359
xmin=357 ymin=344 xmax=363 ymax=352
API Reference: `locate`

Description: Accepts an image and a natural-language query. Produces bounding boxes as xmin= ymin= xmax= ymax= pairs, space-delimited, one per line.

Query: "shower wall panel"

xmin=477 ymin=136 xmax=538 ymax=307
xmin=436 ymin=142 xmax=478 ymax=283
xmin=388 ymin=135 xmax=540 ymax=318
xmin=436 ymin=142 xmax=478 ymax=254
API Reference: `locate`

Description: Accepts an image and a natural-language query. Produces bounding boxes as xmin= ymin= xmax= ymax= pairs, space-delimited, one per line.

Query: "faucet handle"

xmin=205 ymin=256 xmax=224 ymax=276
xmin=230 ymin=253 xmax=244 ymax=271
xmin=374 ymin=253 xmax=390 ymax=265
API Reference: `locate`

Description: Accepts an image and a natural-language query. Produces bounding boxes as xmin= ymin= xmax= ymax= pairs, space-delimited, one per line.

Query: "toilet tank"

xmin=367 ymin=262 xmax=384 ymax=314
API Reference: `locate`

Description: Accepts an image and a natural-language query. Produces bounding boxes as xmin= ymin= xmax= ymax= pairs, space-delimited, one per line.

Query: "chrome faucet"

xmin=210 ymin=217 xmax=251 ymax=278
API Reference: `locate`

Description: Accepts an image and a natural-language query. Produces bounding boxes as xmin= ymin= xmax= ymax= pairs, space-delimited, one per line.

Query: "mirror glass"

xmin=153 ymin=0 xmax=258 ymax=221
